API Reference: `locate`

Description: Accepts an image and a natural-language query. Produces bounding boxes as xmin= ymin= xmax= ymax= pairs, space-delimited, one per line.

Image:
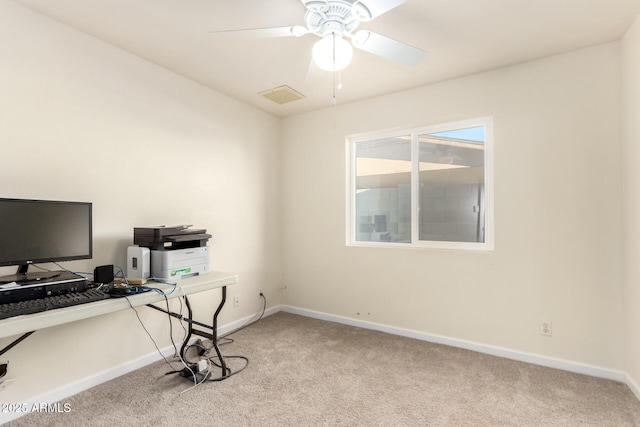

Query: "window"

xmin=347 ymin=117 xmax=493 ymax=250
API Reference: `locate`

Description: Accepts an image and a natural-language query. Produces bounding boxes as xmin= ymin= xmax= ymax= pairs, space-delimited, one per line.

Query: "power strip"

xmin=178 ymin=360 xmax=210 ymax=382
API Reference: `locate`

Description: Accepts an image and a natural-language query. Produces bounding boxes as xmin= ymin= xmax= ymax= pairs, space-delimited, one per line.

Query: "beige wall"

xmin=281 ymin=42 xmax=624 ymax=370
xmin=2 ymin=0 xmax=638 ymax=414
xmin=0 ymin=0 xmax=281 ymax=410
xmin=622 ymin=14 xmax=640 ymax=395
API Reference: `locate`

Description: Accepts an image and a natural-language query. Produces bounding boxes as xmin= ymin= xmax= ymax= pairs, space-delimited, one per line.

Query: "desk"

xmin=0 ymin=271 xmax=238 ymax=377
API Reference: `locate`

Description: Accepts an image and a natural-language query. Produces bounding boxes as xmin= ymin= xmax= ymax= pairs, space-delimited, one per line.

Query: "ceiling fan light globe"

xmin=312 ymin=36 xmax=353 ymax=71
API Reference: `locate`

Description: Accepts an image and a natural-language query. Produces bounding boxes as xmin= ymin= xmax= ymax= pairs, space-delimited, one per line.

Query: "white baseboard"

xmin=217 ymin=304 xmax=281 ymax=336
xmin=280 ymin=305 xmax=629 ymax=385
xmin=0 ymin=305 xmax=280 ymax=425
xmin=2 ymin=303 xmax=637 ymax=425
xmin=627 ymin=372 xmax=640 ymax=402
xmin=0 ymin=344 xmax=177 ymax=425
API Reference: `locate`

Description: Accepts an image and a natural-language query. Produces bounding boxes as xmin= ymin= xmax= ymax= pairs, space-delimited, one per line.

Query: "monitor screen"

xmin=0 ymin=198 xmax=92 ymax=271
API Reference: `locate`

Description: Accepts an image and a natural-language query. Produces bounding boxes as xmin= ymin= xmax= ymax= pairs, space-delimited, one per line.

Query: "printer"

xmin=132 ymin=225 xmax=212 ymax=280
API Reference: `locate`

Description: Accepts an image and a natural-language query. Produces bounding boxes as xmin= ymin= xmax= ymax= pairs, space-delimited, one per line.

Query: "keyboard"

xmin=0 ymin=288 xmax=110 ymax=320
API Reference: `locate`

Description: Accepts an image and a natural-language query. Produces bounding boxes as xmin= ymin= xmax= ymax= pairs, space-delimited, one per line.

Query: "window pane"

xmin=418 ymin=126 xmax=485 ymax=243
xmin=355 ymin=135 xmax=411 ymax=243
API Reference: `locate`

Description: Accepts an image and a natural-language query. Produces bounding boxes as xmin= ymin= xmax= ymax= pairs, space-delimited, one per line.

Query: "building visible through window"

xmin=349 ymin=117 xmax=493 ymax=250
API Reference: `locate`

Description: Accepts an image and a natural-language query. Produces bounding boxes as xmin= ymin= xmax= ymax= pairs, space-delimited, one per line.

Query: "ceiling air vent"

xmin=259 ymin=85 xmax=305 ymax=105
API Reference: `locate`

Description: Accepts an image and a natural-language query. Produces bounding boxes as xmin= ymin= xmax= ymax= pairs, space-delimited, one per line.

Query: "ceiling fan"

xmin=210 ymin=0 xmax=427 ymax=72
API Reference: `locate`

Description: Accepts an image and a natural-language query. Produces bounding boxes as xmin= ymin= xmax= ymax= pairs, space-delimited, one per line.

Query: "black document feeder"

xmin=133 ymin=225 xmax=211 ymax=251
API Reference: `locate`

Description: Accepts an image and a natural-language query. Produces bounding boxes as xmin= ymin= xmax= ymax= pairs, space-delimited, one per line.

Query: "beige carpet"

xmin=7 ymin=312 xmax=640 ymax=426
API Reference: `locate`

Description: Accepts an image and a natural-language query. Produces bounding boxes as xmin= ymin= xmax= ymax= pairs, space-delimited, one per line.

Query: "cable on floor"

xmin=167 ymin=292 xmax=267 ymax=384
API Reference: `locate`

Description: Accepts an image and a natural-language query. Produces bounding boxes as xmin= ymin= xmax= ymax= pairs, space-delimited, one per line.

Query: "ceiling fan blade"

xmin=351 ymin=0 xmax=407 ymax=21
xmin=351 ymin=30 xmax=427 ymax=66
xmin=209 ymin=25 xmax=307 ymax=38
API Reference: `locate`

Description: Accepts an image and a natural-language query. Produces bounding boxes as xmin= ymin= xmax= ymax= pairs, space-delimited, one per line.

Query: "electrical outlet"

xmin=233 ymin=295 xmax=239 ymax=308
xmin=540 ymin=320 xmax=553 ymax=336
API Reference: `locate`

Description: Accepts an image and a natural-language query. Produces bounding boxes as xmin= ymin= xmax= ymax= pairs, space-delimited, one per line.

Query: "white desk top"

xmin=0 ymin=271 xmax=238 ymax=339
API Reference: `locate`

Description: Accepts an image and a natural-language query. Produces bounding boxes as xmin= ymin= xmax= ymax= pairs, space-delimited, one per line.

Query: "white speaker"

xmin=127 ymin=246 xmax=150 ymax=279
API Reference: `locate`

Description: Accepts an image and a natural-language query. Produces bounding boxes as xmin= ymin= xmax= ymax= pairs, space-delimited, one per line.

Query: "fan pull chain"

xmin=329 ymin=34 xmax=345 ymax=106
xmin=332 ymin=71 xmax=337 ymax=105
xmin=332 ymin=71 xmax=343 ymax=106
xmin=332 ymin=33 xmax=337 ymax=105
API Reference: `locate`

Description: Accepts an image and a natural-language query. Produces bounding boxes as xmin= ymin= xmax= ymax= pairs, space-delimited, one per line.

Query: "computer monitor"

xmin=0 ymin=198 xmax=92 ymax=282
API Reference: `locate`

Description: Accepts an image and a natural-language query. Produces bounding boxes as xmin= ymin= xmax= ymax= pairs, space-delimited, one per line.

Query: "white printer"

xmin=131 ymin=225 xmax=212 ymax=280
xmin=150 ymin=247 xmax=210 ymax=279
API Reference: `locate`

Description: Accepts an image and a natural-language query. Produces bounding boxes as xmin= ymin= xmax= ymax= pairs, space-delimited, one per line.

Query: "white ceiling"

xmin=14 ymin=0 xmax=640 ymax=117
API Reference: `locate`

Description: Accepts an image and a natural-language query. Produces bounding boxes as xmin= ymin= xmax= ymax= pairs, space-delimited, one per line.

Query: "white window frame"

xmin=346 ymin=116 xmax=494 ymax=251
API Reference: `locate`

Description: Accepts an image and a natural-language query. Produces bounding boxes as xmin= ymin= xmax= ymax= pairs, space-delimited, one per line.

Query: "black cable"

xmin=205 ymin=355 xmax=249 ymax=381
xmin=53 ymin=262 xmax=71 ymax=273
xmin=218 ymin=293 xmax=267 ymax=340
xmin=204 ymin=293 xmax=266 ymax=380
xmin=190 ymin=292 xmax=266 ymax=353
xmin=172 ymin=293 xmax=267 ymax=382
xmin=181 ymin=340 xmax=208 ymax=364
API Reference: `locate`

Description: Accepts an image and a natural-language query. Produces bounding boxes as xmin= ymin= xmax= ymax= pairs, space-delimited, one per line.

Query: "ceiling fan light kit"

xmin=313 ymin=34 xmax=353 ymax=71
xmin=211 ymin=0 xmax=427 ymax=103
xmin=211 ymin=0 xmax=425 ymax=68
xmin=299 ymin=0 xmax=426 ymax=72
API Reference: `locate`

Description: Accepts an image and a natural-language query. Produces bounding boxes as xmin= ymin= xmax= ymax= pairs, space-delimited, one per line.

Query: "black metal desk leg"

xmin=0 ymin=331 xmax=34 ymax=357
xmin=210 ymin=286 xmax=227 ymax=377
xmin=180 ymin=296 xmax=194 ymax=360
xmin=178 ymin=286 xmax=228 ymax=378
